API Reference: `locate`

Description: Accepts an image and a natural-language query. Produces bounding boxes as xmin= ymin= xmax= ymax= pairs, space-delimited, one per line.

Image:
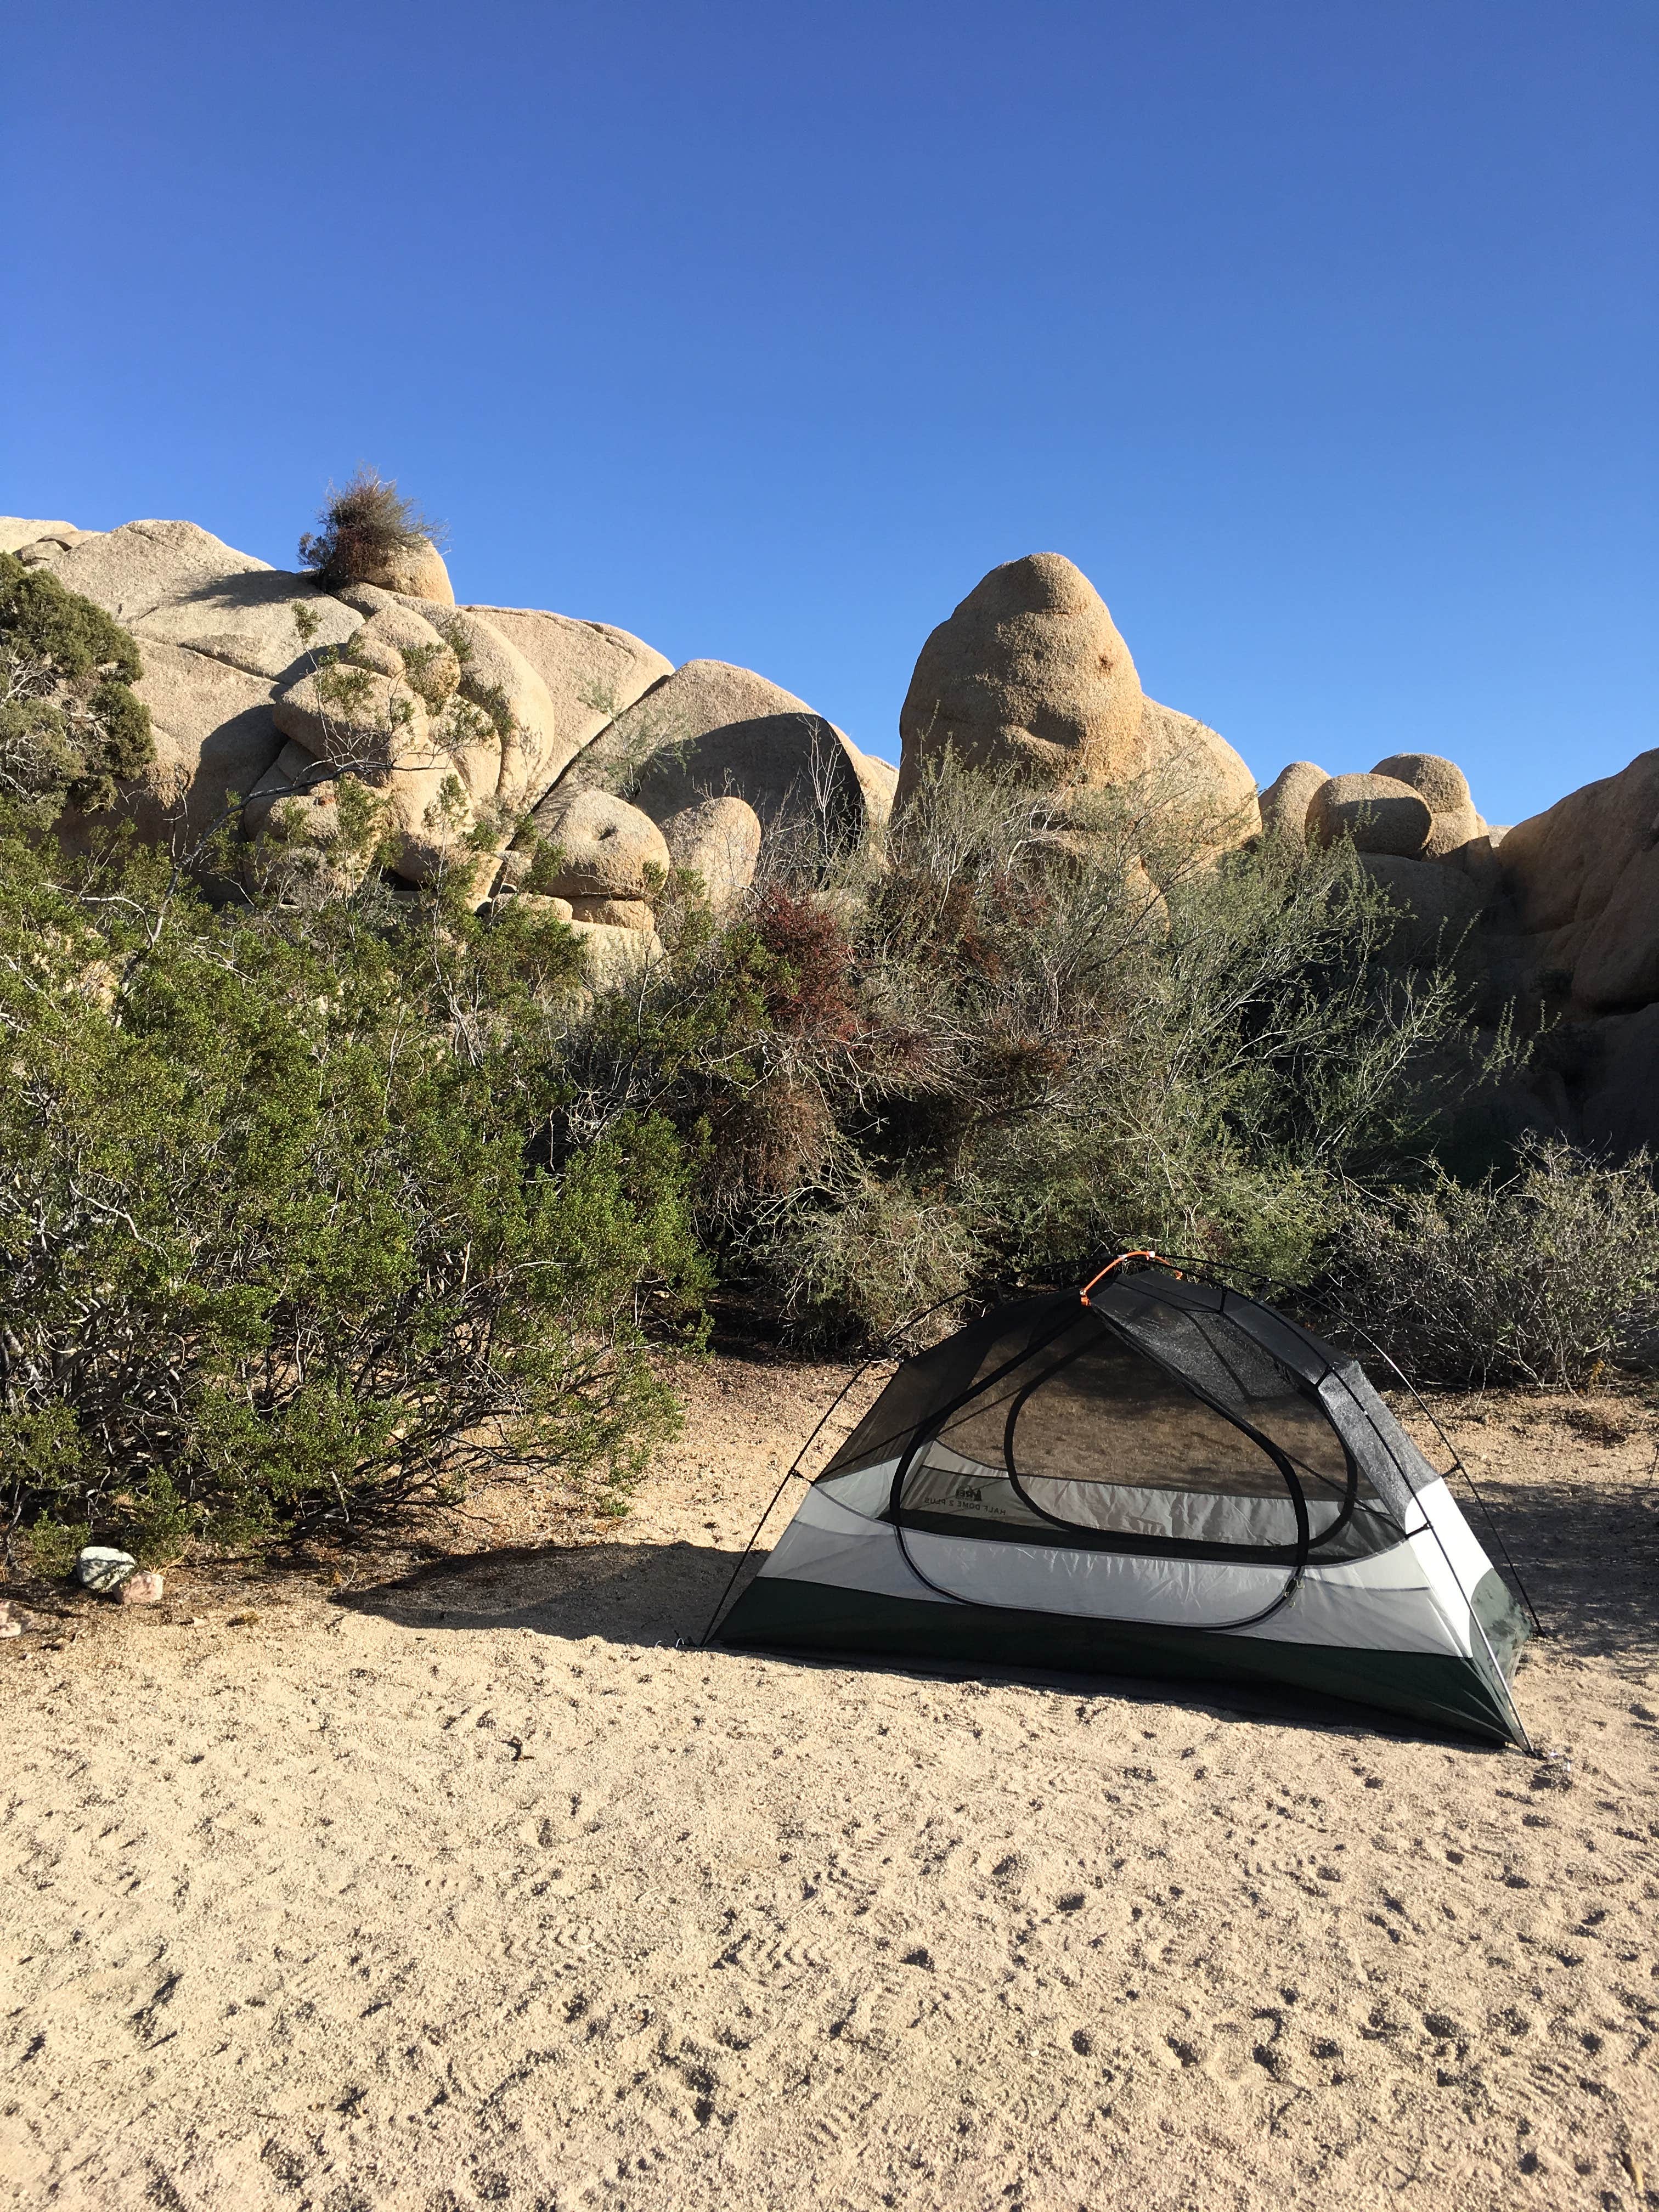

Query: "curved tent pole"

xmin=1092 ymin=1255 xmax=1539 ymax=1748
xmin=885 ymin=1271 xmax=1314 ymax=1634
xmin=698 ymin=1288 xmax=981 ymax=1649
xmin=1086 ymin=1251 xmax=1544 ymax=1643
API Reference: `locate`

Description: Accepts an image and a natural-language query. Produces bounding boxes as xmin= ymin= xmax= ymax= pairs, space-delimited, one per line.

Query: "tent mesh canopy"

xmin=715 ymin=1267 xmax=1533 ymax=1746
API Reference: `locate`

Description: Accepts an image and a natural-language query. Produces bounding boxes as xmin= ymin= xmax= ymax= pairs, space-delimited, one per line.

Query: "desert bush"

xmin=552 ymin=756 xmax=1517 ymax=1346
xmin=298 ymin=465 xmax=447 ymax=586
xmin=1315 ymin=1138 xmax=1659 ymax=1389
xmin=0 ymin=820 xmax=705 ymax=1570
xmin=0 ymin=552 xmax=154 ymax=820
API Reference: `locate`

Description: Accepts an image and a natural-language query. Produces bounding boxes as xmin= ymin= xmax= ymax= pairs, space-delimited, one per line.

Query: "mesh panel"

xmin=816 ymin=1276 xmax=1410 ymax=1564
xmin=819 ymin=1294 xmax=1080 ymax=1485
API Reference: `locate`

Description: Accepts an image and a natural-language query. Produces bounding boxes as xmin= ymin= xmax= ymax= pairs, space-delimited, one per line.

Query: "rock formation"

xmin=659 ymin=797 xmax=763 ymax=911
xmin=1259 ymin=761 xmax=1329 ymax=840
xmin=1306 ymin=774 xmax=1435 ymax=857
xmin=897 ymin=553 xmax=1259 ymax=848
xmin=5 ymin=512 xmax=891 ymax=950
xmin=899 ymin=554 xmax=1145 ymax=795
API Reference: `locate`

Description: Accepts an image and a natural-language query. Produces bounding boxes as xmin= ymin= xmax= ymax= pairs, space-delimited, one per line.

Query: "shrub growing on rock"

xmin=0 ymin=551 xmax=154 ymax=820
xmin=298 ymin=466 xmax=447 ymax=588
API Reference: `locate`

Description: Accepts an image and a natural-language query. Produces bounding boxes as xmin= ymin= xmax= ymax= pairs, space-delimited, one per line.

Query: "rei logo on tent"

xmin=706 ymin=1255 xmax=1536 ymax=1747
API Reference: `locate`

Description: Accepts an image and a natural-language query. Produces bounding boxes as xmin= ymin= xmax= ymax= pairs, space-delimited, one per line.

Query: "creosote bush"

xmin=557 ymin=757 xmax=1538 ymax=1351
xmin=298 ymin=465 xmax=447 ymax=586
xmin=1316 ymin=1139 xmax=1659 ymax=1389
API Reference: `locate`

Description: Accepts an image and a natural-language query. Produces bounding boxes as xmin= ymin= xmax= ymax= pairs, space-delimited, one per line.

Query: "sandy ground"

xmin=2 ymin=1357 xmax=1656 ymax=2212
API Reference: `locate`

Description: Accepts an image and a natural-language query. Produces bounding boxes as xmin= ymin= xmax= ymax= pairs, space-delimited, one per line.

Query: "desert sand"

xmin=2 ymin=1356 xmax=1655 ymax=2211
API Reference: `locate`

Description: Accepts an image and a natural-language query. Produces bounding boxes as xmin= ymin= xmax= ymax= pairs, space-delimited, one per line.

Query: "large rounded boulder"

xmin=898 ymin=553 xmax=1144 ymax=800
xmin=1258 ymin=761 xmax=1329 ymax=842
xmin=659 ymin=796 xmax=763 ymax=911
xmin=1370 ymin=753 xmax=1480 ymax=857
xmin=1499 ymin=749 xmax=1659 ymax=1009
xmin=1306 ymin=773 xmax=1432 ymax=857
xmin=532 ymin=788 xmax=671 ymax=900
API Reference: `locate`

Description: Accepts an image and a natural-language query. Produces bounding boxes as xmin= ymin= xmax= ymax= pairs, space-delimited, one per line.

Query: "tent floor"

xmin=715 ymin=1575 xmax=1522 ymax=1746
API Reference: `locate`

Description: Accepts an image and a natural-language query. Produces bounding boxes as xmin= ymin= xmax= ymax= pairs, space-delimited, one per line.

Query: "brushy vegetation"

xmin=3 ymin=574 xmax=1656 ymax=1573
xmin=1318 ymin=1138 xmax=1659 ymax=1389
xmin=297 ymin=465 xmax=447 ymax=586
xmin=0 ymin=551 xmax=154 ymax=820
xmin=0 ymin=824 xmax=706 ymax=1573
xmin=559 ymin=762 xmax=1530 ymax=1345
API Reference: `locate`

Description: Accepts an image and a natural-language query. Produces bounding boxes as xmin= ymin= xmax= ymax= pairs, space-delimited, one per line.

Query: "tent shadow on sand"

xmin=335 ymin=1537 xmax=1533 ymax=1753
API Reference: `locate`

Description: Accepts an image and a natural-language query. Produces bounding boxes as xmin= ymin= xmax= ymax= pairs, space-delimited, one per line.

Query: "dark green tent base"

xmin=716 ymin=1574 xmax=1524 ymax=1746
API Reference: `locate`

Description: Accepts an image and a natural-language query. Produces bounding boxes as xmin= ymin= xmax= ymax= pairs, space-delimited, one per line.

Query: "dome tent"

xmin=709 ymin=1257 xmax=1533 ymax=1747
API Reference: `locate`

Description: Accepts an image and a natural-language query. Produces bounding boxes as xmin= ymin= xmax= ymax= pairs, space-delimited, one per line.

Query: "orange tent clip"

xmin=1079 ymin=1250 xmax=1184 ymax=1306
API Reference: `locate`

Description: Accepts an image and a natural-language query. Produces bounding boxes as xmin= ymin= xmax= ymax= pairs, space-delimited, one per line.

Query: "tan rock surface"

xmin=1306 ymin=773 xmax=1433 ymax=856
xmin=242 ymin=773 xmax=378 ymax=906
xmin=568 ymin=895 xmax=656 ymax=932
xmin=1499 ymin=751 xmax=1659 ymax=1008
xmin=1370 ymin=752 xmax=1472 ymax=815
xmin=898 ymin=552 xmax=1144 ymax=800
xmin=1367 ymin=756 xmax=1479 ymax=860
xmin=59 ymin=639 xmax=284 ymax=854
xmin=272 ymin=670 xmax=482 ymax=888
xmin=347 ymin=604 xmax=462 ymax=703
xmin=433 ymin=608 xmax=559 ymax=810
xmin=533 ymin=788 xmax=671 ymax=900
xmin=1257 ymin=761 xmax=1329 ymax=842
xmin=463 ymin=606 xmax=672 ymax=786
xmin=0 ymin=518 xmax=87 ymax=555
xmin=29 ymin=518 xmax=360 ymax=681
xmin=841 ymin=739 xmax=899 ymax=837
xmin=660 ymin=795 xmax=763 ymax=910
xmin=241 ymin=738 xmax=332 ymax=840
xmin=1358 ymin=853 xmax=1484 ymax=955
xmin=1139 ymin=698 xmax=1261 ymax=849
xmin=340 ymin=538 xmax=455 ymax=603
xmin=562 ymin=660 xmax=873 ymax=838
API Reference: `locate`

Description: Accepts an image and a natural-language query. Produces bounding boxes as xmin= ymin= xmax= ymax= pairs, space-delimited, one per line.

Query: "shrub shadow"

xmin=338 ymin=1538 xmax=741 ymax=1647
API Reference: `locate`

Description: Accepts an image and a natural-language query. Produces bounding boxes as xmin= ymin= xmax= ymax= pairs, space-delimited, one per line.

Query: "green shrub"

xmin=1315 ymin=1138 xmax=1659 ymax=1389
xmin=298 ymin=465 xmax=447 ymax=586
xmin=0 ymin=551 xmax=154 ymax=819
xmin=0 ymin=822 xmax=706 ymax=1569
xmin=556 ymin=757 xmax=1519 ymax=1347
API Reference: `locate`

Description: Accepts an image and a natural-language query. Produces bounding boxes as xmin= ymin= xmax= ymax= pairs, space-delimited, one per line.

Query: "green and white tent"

xmin=711 ymin=1261 xmax=1533 ymax=1747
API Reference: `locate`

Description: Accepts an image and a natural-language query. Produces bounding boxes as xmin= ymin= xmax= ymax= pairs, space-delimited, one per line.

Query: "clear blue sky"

xmin=4 ymin=1 xmax=1654 ymax=824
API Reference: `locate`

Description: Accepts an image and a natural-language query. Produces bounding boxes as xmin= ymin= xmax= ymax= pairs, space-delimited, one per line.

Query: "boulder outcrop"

xmin=20 ymin=518 xmax=360 ymax=683
xmin=1259 ymin=761 xmax=1329 ymax=841
xmin=531 ymin=788 xmax=671 ymax=901
xmin=659 ymin=797 xmax=763 ymax=911
xmin=342 ymin=538 xmax=455 ymax=604
xmin=1139 ymin=698 xmax=1261 ymax=849
xmin=461 ymin=607 xmax=672 ymax=788
xmin=897 ymin=555 xmax=1257 ymax=851
xmin=899 ymin=554 xmax=1144 ymax=797
xmin=1370 ymin=753 xmax=1480 ymax=857
xmin=1496 ymin=751 xmax=1659 ymax=1011
xmin=1306 ymin=774 xmax=1434 ymax=857
xmin=562 ymin=659 xmax=877 ymax=841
